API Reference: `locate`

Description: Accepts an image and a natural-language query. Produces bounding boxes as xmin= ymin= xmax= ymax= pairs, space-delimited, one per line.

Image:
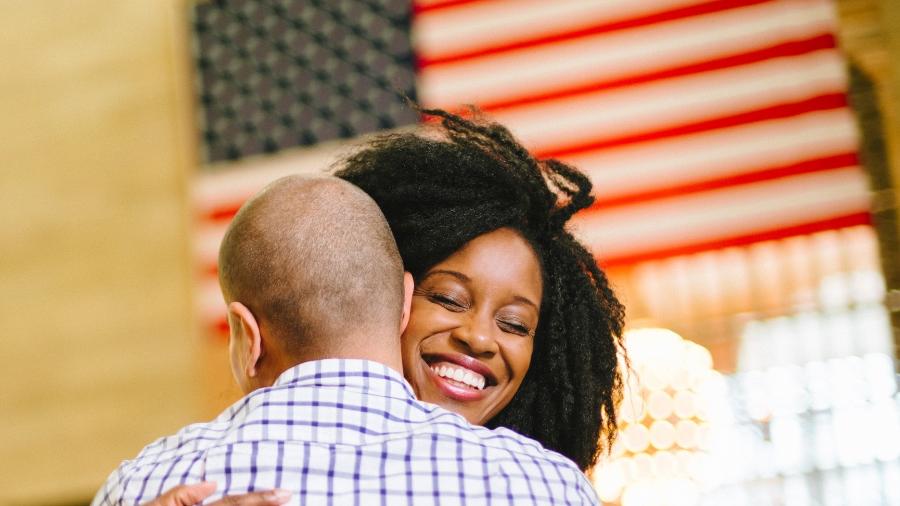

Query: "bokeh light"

xmin=591 ymin=327 xmax=721 ymax=505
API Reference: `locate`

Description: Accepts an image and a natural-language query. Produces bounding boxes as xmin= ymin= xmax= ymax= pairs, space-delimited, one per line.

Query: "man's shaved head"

xmin=218 ymin=175 xmax=405 ymax=358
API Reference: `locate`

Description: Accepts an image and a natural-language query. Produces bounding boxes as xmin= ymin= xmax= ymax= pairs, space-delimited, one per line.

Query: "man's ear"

xmin=227 ymin=301 xmax=263 ymax=379
xmin=399 ymin=272 xmax=414 ymax=334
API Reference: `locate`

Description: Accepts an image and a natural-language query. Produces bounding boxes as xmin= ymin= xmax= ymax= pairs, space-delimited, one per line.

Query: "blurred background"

xmin=2 ymin=0 xmax=899 ymax=504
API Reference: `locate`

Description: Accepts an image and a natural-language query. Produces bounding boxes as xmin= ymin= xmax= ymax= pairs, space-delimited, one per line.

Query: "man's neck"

xmin=264 ymin=341 xmax=404 ymax=387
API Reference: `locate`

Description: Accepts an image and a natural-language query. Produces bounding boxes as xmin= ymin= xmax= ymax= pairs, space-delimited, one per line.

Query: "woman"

xmin=335 ymin=108 xmax=626 ymax=471
xmin=147 ymin=109 xmax=625 ymax=506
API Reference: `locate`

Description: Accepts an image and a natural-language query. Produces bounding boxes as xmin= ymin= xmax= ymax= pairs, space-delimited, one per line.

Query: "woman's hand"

xmin=140 ymin=482 xmax=291 ymax=506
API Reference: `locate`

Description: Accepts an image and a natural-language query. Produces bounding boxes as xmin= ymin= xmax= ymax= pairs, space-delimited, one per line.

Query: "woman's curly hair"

xmin=334 ymin=108 xmax=626 ymax=471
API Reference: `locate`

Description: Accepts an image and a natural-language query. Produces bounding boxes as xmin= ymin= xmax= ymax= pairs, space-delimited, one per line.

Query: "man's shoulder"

xmin=419 ymin=416 xmax=599 ymax=505
xmin=132 ymin=415 xmax=235 ymax=462
xmin=428 ymin=413 xmax=567 ymax=464
xmin=481 ymin=427 xmax=599 ymax=504
xmin=91 ymin=412 xmax=242 ymax=506
xmin=481 ymin=426 xmax=586 ymax=475
xmin=421 ymin=409 xmax=592 ymax=480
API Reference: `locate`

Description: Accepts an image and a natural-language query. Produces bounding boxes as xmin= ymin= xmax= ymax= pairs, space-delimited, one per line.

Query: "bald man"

xmin=92 ymin=175 xmax=599 ymax=506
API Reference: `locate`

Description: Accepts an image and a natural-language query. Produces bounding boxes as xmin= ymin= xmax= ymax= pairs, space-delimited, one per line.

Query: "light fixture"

xmin=591 ymin=327 xmax=722 ymax=505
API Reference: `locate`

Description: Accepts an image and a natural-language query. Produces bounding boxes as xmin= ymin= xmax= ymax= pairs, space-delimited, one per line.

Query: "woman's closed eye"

xmin=414 ymin=287 xmax=469 ymax=312
xmin=430 ymin=293 xmax=469 ymax=311
xmin=496 ymin=317 xmax=532 ymax=336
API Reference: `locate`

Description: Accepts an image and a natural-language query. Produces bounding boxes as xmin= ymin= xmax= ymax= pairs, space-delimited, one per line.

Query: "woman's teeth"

xmin=431 ymin=363 xmax=486 ymax=390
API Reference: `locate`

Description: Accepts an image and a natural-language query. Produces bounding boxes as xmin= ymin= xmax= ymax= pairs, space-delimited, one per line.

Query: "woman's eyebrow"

xmin=421 ymin=270 xmax=538 ymax=310
xmin=420 ymin=269 xmax=470 ymax=283
xmin=511 ymin=295 xmax=538 ymax=311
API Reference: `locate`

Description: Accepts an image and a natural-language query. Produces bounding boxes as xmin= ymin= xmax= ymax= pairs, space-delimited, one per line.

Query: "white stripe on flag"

xmin=569 ymin=109 xmax=858 ymax=201
xmin=491 ymin=49 xmax=845 ymax=153
xmin=197 ymin=277 xmax=227 ymax=326
xmin=194 ymin=221 xmax=228 ymax=270
xmin=418 ymin=0 xmax=835 ymax=107
xmin=415 ymin=0 xmax=709 ymax=61
xmin=194 ymin=140 xmax=352 ymax=212
xmin=573 ymin=167 xmax=870 ymax=261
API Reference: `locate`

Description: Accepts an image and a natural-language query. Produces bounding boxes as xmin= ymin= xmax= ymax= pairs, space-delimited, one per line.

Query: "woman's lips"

xmin=426 ymin=362 xmax=490 ymax=401
xmin=422 ymin=353 xmax=496 ymax=402
xmin=422 ymin=353 xmax=496 ymax=382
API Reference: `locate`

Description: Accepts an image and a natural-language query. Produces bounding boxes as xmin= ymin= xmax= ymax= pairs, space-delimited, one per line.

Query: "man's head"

xmin=218 ymin=175 xmax=413 ymax=393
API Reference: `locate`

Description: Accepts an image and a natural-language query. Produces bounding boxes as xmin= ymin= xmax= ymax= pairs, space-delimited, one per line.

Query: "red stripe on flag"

xmin=597 ymin=212 xmax=872 ymax=267
xmin=202 ymin=204 xmax=240 ymax=224
xmin=209 ymin=319 xmax=229 ymax=342
xmin=418 ymin=0 xmax=773 ymax=67
xmin=203 ymin=263 xmax=218 ymax=278
xmin=413 ymin=0 xmax=483 ymax=15
xmin=205 ymin=207 xmax=240 ymax=223
xmin=536 ymin=93 xmax=848 ymax=159
xmin=480 ymin=34 xmax=836 ymax=113
xmin=589 ymin=152 xmax=859 ymax=210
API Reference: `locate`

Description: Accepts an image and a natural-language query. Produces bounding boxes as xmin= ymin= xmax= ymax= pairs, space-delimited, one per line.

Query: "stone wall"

xmin=835 ymin=0 xmax=900 ymax=357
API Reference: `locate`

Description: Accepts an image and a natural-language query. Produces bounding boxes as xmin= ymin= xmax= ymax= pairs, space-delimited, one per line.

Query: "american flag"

xmin=191 ymin=0 xmax=869 ymax=339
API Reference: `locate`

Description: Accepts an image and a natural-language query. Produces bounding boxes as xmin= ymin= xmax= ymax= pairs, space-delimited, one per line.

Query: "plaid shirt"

xmin=92 ymin=359 xmax=599 ymax=505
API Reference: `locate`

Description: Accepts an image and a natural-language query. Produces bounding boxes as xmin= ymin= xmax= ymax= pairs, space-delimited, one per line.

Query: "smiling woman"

xmin=336 ymin=108 xmax=627 ymax=471
xmin=405 ymin=227 xmax=542 ymax=425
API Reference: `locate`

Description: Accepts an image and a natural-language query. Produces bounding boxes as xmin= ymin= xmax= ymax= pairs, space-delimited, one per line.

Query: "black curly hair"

xmin=334 ymin=108 xmax=626 ymax=471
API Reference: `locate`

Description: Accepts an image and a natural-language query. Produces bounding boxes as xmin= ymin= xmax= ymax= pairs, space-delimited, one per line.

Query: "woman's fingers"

xmin=141 ymin=482 xmax=217 ymax=506
xmin=140 ymin=483 xmax=291 ymax=506
xmin=208 ymin=489 xmax=292 ymax=505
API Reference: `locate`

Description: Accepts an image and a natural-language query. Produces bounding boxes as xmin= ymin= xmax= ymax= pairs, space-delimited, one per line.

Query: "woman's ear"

xmin=399 ymin=272 xmax=414 ymax=334
xmin=227 ymin=301 xmax=262 ymax=392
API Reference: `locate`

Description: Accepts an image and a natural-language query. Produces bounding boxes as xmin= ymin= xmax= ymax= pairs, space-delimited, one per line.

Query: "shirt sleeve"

xmin=574 ymin=470 xmax=602 ymax=505
xmin=90 ymin=465 xmax=125 ymax=506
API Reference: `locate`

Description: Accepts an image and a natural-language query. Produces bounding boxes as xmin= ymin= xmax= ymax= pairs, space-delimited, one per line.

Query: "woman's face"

xmin=401 ymin=227 xmax=542 ymax=425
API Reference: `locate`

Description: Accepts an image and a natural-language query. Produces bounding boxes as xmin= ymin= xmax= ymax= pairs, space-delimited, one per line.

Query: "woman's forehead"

xmin=428 ymin=229 xmax=543 ymax=302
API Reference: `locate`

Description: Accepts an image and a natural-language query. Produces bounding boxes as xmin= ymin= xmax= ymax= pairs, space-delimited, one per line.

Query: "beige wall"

xmin=0 ymin=2 xmax=203 ymax=503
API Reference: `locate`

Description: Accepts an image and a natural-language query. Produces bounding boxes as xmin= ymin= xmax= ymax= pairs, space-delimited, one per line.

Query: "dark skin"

xmin=400 ymin=228 xmax=542 ymax=426
xmin=140 ymin=482 xmax=290 ymax=506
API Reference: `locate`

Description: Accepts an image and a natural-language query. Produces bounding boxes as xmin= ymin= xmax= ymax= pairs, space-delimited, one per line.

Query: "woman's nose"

xmin=452 ymin=316 xmax=499 ymax=357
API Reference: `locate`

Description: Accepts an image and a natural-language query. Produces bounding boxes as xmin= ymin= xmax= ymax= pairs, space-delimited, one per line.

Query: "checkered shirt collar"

xmin=272 ymin=357 xmax=415 ymax=400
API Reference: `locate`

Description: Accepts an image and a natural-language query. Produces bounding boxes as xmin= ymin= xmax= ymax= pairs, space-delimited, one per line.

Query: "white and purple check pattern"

xmin=92 ymin=359 xmax=599 ymax=505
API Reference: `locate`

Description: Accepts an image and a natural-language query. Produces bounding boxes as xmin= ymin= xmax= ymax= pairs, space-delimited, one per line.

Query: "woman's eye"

xmin=498 ymin=319 xmax=531 ymax=336
xmin=429 ymin=293 xmax=467 ymax=312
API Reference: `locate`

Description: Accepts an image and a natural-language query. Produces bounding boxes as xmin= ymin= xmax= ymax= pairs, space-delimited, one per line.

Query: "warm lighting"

xmin=631 ymin=454 xmax=654 ymax=481
xmin=650 ymin=420 xmax=676 ymax=450
xmin=591 ymin=327 xmax=721 ymax=505
xmin=675 ymin=420 xmax=698 ymax=449
xmin=652 ymin=451 xmax=677 ymax=476
xmin=647 ymin=391 xmax=673 ymax=420
xmin=620 ymin=396 xmax=645 ymax=424
xmin=593 ymin=460 xmax=626 ymax=502
xmin=623 ymin=423 xmax=650 ymax=453
xmin=673 ymin=390 xmax=696 ymax=419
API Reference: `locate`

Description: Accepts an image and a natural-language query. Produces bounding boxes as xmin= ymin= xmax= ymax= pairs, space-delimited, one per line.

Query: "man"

xmin=93 ymin=175 xmax=599 ymax=505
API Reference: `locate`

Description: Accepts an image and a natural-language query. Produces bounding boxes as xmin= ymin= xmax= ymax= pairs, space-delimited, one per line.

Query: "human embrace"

xmin=92 ymin=109 xmax=626 ymax=505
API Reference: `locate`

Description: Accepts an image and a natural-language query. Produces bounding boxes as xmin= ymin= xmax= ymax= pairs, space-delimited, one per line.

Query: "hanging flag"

xmin=192 ymin=0 xmax=869 ymax=337
xmin=413 ymin=0 xmax=868 ymax=265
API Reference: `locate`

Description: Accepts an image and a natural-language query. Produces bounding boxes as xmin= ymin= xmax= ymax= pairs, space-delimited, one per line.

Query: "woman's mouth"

xmin=430 ymin=362 xmax=486 ymax=390
xmin=422 ymin=354 xmax=496 ymax=401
